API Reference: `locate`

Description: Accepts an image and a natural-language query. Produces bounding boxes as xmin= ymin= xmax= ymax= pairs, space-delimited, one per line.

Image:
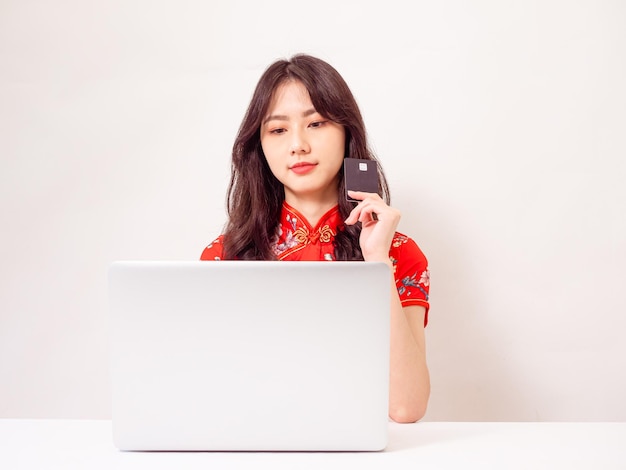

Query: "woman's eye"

xmin=270 ymin=128 xmax=286 ymax=135
xmin=309 ymin=121 xmax=326 ymax=128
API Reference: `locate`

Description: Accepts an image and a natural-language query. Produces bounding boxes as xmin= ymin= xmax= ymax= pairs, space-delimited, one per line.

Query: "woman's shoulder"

xmin=200 ymin=235 xmax=225 ymax=260
xmin=390 ymin=232 xmax=428 ymax=265
xmin=389 ymin=231 xmax=430 ymax=292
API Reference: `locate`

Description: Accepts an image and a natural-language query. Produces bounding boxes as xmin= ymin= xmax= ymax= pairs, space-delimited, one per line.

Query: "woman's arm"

xmin=388 ymin=300 xmax=430 ymax=422
xmin=345 ymin=190 xmax=430 ymax=422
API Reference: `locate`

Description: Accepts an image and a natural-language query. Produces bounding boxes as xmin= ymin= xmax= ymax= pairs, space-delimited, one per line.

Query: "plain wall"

xmin=1 ymin=0 xmax=625 ymax=421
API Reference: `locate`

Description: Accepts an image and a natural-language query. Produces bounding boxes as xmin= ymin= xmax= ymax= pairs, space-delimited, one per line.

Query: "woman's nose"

xmin=290 ymin=129 xmax=311 ymax=155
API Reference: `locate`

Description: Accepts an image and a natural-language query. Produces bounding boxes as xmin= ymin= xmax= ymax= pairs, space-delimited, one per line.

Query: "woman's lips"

xmin=290 ymin=162 xmax=317 ymax=174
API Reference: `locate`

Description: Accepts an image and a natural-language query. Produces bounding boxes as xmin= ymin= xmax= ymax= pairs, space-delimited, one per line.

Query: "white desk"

xmin=1 ymin=420 xmax=624 ymax=469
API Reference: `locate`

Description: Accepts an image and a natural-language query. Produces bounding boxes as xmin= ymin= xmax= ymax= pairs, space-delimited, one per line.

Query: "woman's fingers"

xmin=346 ymin=191 xmax=384 ymax=225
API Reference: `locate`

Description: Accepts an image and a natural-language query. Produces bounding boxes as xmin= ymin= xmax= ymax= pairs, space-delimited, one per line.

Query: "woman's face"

xmin=260 ymin=80 xmax=346 ymax=207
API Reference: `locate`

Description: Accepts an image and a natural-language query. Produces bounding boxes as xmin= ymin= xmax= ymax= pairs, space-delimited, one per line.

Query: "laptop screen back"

xmin=109 ymin=260 xmax=390 ymax=451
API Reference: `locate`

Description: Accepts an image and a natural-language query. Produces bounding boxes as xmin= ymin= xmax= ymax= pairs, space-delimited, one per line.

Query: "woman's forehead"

xmin=266 ymin=80 xmax=315 ymax=115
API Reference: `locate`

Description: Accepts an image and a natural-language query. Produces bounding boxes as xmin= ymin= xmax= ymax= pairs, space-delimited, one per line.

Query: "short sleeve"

xmin=200 ymin=235 xmax=225 ymax=261
xmin=389 ymin=233 xmax=430 ymax=326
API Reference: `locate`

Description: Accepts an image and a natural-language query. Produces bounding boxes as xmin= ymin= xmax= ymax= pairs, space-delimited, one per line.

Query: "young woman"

xmin=201 ymin=54 xmax=430 ymax=423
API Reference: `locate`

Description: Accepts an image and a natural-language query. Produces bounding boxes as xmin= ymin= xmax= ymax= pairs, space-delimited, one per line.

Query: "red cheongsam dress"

xmin=200 ymin=202 xmax=430 ymax=325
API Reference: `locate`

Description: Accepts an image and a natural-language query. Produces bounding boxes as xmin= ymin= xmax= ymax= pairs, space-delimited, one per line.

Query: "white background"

xmin=1 ymin=0 xmax=625 ymax=421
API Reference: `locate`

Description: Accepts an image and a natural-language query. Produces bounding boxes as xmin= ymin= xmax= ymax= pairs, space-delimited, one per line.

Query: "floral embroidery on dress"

xmin=397 ymin=269 xmax=430 ymax=300
xmin=272 ymin=213 xmax=299 ymax=256
xmin=389 ymin=255 xmax=398 ymax=274
xmin=271 ymin=206 xmax=336 ymax=257
xmin=205 ymin=239 xmax=222 ymax=260
xmin=392 ymin=234 xmax=409 ymax=248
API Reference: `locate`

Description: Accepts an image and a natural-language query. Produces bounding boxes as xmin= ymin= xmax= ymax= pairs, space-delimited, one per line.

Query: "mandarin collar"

xmin=281 ymin=201 xmax=341 ymax=233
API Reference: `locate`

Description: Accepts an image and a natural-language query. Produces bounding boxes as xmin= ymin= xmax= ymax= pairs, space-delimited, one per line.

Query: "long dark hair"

xmin=222 ymin=54 xmax=390 ymax=260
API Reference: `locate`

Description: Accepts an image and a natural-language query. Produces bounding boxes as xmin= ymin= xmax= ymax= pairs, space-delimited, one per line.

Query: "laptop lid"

xmin=109 ymin=260 xmax=390 ymax=451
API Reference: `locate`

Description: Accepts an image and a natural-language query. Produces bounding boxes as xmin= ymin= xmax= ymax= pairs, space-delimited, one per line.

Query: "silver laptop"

xmin=109 ymin=260 xmax=390 ymax=451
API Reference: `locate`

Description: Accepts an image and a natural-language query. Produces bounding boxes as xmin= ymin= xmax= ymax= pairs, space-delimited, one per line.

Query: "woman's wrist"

xmin=363 ymin=253 xmax=392 ymax=266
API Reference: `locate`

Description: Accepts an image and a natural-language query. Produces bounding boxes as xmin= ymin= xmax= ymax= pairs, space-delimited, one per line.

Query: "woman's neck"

xmin=284 ymin=197 xmax=339 ymax=227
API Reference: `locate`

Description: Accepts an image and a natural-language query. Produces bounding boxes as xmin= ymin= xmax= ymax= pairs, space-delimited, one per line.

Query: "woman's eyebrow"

xmin=263 ymin=108 xmax=318 ymax=124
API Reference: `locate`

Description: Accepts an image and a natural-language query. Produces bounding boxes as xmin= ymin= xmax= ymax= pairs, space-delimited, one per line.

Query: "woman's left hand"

xmin=344 ymin=191 xmax=401 ymax=262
